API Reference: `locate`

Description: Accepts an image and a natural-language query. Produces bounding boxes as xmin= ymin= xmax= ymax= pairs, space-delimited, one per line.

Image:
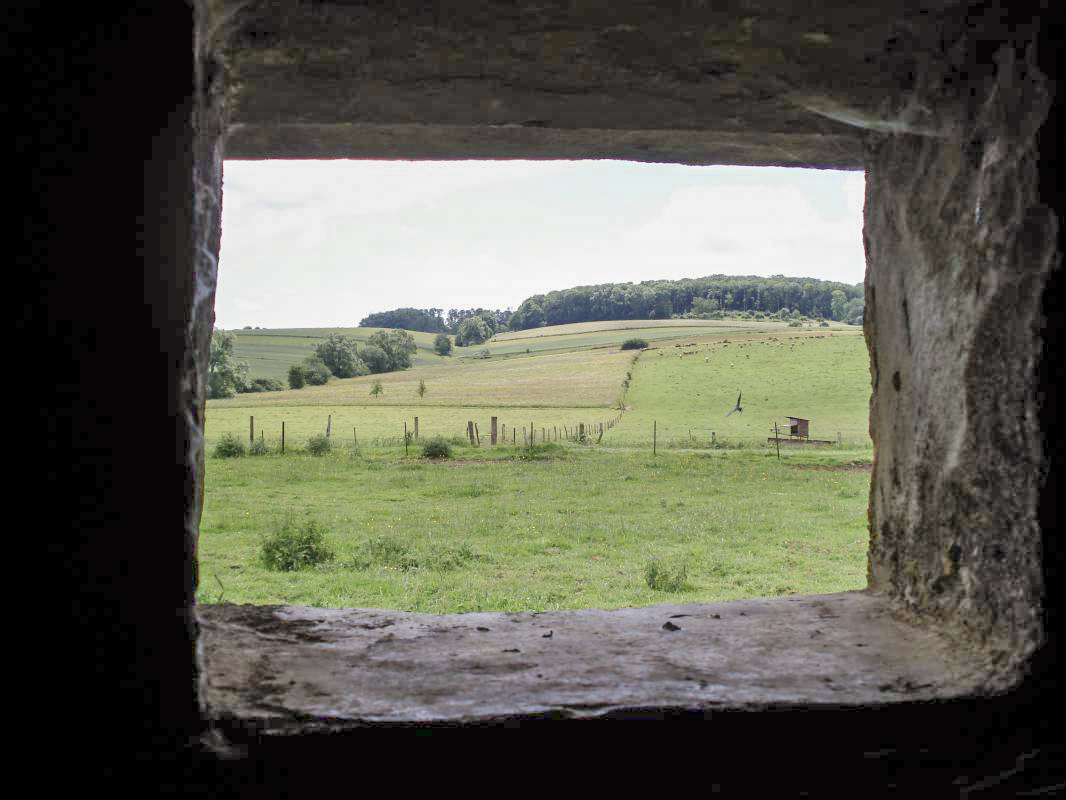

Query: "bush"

xmin=644 ymin=559 xmax=688 ymax=592
xmin=301 ymin=356 xmax=332 ymax=385
xmin=306 ymin=433 xmax=332 ymax=456
xmin=455 ymin=316 xmax=491 ymax=346
xmin=213 ymin=433 xmax=245 ymax=458
xmin=422 ymin=436 xmax=452 ymax=459
xmin=819 ymin=320 xmax=830 ymax=327
xmin=788 ymin=320 xmax=803 ymax=327
xmin=287 ymin=364 xmax=305 ymax=389
xmin=249 ymin=437 xmax=270 ymax=456
xmin=620 ymin=338 xmax=648 ymax=350
xmin=260 ymin=514 xmax=335 ymax=571
xmin=359 ymin=344 xmax=390 ymax=374
xmin=433 ymin=333 xmax=453 ymax=356
xmin=314 ymin=334 xmax=368 ymax=378
xmin=243 ymin=377 xmax=284 ymax=393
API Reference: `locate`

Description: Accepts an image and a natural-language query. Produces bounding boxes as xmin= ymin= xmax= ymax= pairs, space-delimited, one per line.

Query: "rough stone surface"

xmin=200 ymin=592 xmax=999 ymax=726
xmin=864 ymin=43 xmax=1056 ymax=675
xmin=185 ymin=1 xmax=1061 ymax=728
xmin=217 ymin=1 xmax=1020 ymax=165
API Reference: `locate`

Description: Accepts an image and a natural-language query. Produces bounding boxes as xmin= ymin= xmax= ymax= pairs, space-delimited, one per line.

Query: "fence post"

xmin=579 ymin=423 xmax=585 ymax=442
xmin=491 ymin=416 xmax=498 ymax=446
xmin=474 ymin=422 xmax=481 ymax=447
xmin=249 ymin=415 xmax=254 ymax=445
xmin=326 ymin=414 xmax=331 ymax=438
xmin=281 ymin=421 xmax=285 ymax=453
xmin=414 ymin=417 xmax=419 ymax=440
xmin=404 ymin=421 xmax=408 ymax=455
xmin=467 ymin=421 xmax=475 ymax=445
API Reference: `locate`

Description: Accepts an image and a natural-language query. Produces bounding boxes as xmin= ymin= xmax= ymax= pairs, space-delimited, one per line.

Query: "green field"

xmin=224 ymin=327 xmax=449 ymax=382
xmin=201 ymin=318 xmax=874 ymax=610
xmin=226 ymin=319 xmax=862 ymax=380
xmin=197 ymin=446 xmax=871 ymax=612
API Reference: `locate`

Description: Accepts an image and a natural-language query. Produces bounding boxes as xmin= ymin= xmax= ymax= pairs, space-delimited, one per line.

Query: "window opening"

xmin=198 ymin=160 xmax=869 ymax=615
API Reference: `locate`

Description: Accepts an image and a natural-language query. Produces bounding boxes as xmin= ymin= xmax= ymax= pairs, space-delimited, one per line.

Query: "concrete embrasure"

xmin=200 ymin=591 xmax=999 ymax=726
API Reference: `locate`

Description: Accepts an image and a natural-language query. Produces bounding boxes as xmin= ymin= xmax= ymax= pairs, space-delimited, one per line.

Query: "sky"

xmin=215 ymin=160 xmax=866 ymax=330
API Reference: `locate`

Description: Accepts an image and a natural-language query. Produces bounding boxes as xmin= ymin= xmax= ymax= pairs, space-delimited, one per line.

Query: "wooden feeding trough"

xmin=768 ymin=416 xmax=836 ymax=446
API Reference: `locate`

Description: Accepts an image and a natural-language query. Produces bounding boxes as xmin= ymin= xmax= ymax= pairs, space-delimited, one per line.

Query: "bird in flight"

xmin=726 ymin=391 xmax=743 ymax=417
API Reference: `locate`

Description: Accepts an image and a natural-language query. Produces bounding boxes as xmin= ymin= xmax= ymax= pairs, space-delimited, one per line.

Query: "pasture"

xmin=197 ymin=446 xmax=871 ymax=611
xmin=200 ymin=318 xmax=874 ymax=610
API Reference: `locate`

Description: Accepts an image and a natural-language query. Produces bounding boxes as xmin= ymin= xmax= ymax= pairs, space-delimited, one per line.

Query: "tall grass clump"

xmin=260 ymin=514 xmax=335 ymax=571
xmin=422 ymin=436 xmax=452 ymax=459
xmin=249 ymin=437 xmax=270 ymax=456
xmin=213 ymin=433 xmax=245 ymax=458
xmin=644 ymin=559 xmax=688 ymax=592
xmin=306 ymin=433 xmax=332 ymax=456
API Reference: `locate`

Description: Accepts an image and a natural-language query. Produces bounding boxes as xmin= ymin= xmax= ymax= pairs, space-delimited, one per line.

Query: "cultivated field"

xmin=224 ymin=326 xmax=447 ymax=381
xmin=200 ymin=318 xmax=874 ymax=610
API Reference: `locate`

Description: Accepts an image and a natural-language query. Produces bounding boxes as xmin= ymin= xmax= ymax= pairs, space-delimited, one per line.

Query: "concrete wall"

xmin=17 ymin=0 xmax=1062 ymax=790
xmin=865 ymin=43 xmax=1056 ymax=678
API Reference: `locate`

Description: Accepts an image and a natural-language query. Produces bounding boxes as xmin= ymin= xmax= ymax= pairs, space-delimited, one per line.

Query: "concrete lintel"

xmin=199 ymin=590 xmax=1007 ymax=728
xmin=223 ymin=123 xmax=864 ymax=168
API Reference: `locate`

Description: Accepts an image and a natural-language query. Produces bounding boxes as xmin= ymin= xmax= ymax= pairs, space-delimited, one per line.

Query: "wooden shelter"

xmin=787 ymin=417 xmax=810 ymax=440
xmin=769 ymin=416 xmax=835 ymax=447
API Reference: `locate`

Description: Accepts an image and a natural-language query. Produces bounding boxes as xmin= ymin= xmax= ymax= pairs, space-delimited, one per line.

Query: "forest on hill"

xmin=360 ymin=275 xmax=865 ymax=335
xmin=508 ymin=275 xmax=864 ymax=330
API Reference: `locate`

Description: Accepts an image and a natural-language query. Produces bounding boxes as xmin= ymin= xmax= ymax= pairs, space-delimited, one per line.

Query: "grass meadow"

xmin=197 ymin=446 xmax=871 ymax=611
xmin=200 ymin=318 xmax=874 ymax=610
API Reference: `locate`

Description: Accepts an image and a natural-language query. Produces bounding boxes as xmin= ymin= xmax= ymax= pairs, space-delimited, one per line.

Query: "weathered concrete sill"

xmin=199 ymin=590 xmax=1006 ymax=729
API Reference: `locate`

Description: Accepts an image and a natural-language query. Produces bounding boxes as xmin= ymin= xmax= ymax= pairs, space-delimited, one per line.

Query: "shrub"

xmin=369 ymin=379 xmax=384 ymax=397
xmin=788 ymin=320 xmax=803 ymax=327
xmin=422 ymin=436 xmax=452 ymax=459
xmin=620 ymin=338 xmax=648 ymax=350
xmin=433 ymin=333 xmax=453 ymax=356
xmin=819 ymin=320 xmax=830 ymax=327
xmin=287 ymin=364 xmax=305 ymax=389
xmin=260 ymin=514 xmax=335 ymax=571
xmin=644 ymin=559 xmax=688 ymax=592
xmin=314 ymin=334 xmax=368 ymax=378
xmin=306 ymin=433 xmax=332 ymax=456
xmin=456 ymin=316 xmax=491 ymax=346
xmin=359 ymin=344 xmax=390 ymax=374
xmin=301 ymin=356 xmax=331 ymax=385
xmin=249 ymin=437 xmax=270 ymax=456
xmin=213 ymin=433 xmax=245 ymax=458
xmin=244 ymin=377 xmax=284 ymax=393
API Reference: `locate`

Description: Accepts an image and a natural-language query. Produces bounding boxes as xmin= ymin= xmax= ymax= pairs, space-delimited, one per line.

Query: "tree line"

xmin=508 ymin=275 xmax=864 ymax=330
xmin=359 ymin=307 xmax=512 ymax=336
xmin=359 ymin=275 xmax=865 ymax=340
